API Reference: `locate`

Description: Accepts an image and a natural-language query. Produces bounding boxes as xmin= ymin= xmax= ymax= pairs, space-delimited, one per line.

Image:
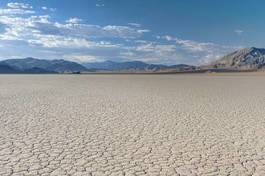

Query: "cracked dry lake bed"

xmin=1 ymin=74 xmax=265 ymax=176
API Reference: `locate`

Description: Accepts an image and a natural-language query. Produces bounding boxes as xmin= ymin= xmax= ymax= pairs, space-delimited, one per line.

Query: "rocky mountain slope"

xmin=210 ymin=47 xmax=265 ymax=70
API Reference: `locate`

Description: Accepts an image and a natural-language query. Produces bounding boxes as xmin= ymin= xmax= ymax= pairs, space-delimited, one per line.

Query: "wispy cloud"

xmin=64 ymin=54 xmax=104 ymax=63
xmin=114 ymin=41 xmax=187 ymax=64
xmin=160 ymin=35 xmax=241 ymax=64
xmin=0 ymin=2 xmax=241 ymax=65
xmin=128 ymin=23 xmax=141 ymax=27
xmin=41 ymin=6 xmax=48 ymax=10
xmin=96 ymin=4 xmax=105 ymax=7
xmin=0 ymin=4 xmax=150 ymax=49
xmin=7 ymin=2 xmax=32 ymax=9
xmin=101 ymin=25 xmax=149 ymax=38
xmin=0 ymin=2 xmax=34 ymax=15
xmin=0 ymin=8 xmax=34 ymax=15
xmin=162 ymin=35 xmax=216 ymax=52
xmin=234 ymin=29 xmax=243 ymax=35
xmin=66 ymin=17 xmax=83 ymax=24
xmin=41 ymin=6 xmax=56 ymax=12
xmin=96 ymin=0 xmax=105 ymax=7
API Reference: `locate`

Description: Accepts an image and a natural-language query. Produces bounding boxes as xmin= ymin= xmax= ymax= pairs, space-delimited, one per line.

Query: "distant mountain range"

xmin=83 ymin=60 xmax=196 ymax=72
xmin=0 ymin=58 xmax=196 ymax=73
xmin=1 ymin=48 xmax=265 ymax=74
xmin=0 ymin=64 xmax=19 ymax=73
xmin=0 ymin=58 xmax=87 ymax=73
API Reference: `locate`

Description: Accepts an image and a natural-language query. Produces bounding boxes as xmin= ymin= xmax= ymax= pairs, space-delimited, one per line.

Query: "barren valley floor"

xmin=1 ymin=74 xmax=265 ymax=175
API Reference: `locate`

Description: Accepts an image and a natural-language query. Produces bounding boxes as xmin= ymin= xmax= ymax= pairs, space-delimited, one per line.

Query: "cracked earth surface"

xmin=1 ymin=74 xmax=265 ymax=176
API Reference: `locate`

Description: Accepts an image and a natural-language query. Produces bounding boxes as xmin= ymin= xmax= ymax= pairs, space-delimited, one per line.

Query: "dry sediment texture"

xmin=1 ymin=74 xmax=265 ymax=175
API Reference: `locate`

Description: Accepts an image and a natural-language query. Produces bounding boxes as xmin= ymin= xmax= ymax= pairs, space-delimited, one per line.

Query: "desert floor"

xmin=1 ymin=74 xmax=265 ymax=176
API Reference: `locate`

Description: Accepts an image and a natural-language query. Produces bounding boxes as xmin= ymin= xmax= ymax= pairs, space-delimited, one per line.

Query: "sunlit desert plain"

xmin=1 ymin=74 xmax=265 ymax=176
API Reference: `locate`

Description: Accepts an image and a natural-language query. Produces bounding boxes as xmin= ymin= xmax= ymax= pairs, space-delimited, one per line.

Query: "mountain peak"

xmin=250 ymin=47 xmax=257 ymax=50
xmin=24 ymin=57 xmax=39 ymax=61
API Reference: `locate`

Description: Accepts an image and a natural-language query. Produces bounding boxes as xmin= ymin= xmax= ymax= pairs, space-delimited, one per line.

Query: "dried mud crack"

xmin=0 ymin=74 xmax=265 ymax=175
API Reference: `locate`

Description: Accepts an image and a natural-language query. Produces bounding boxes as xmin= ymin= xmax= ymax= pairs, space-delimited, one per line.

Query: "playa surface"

xmin=1 ymin=74 xmax=265 ymax=176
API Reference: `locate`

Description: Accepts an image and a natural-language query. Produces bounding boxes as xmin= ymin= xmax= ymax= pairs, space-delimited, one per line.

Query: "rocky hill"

xmin=209 ymin=47 xmax=265 ymax=70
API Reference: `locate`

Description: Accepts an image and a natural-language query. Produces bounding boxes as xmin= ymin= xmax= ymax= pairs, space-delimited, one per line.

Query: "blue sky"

xmin=0 ymin=0 xmax=263 ymax=65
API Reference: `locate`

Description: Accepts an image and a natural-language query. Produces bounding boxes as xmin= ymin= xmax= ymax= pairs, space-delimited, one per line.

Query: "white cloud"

xmin=41 ymin=6 xmax=48 ymax=10
xmin=128 ymin=23 xmax=141 ymax=27
xmin=28 ymin=35 xmax=93 ymax=48
xmin=135 ymin=40 xmax=148 ymax=44
xmin=96 ymin=4 xmax=105 ymax=7
xmin=235 ymin=29 xmax=243 ymax=35
xmin=50 ymin=8 xmax=56 ymax=12
xmin=0 ymin=8 xmax=35 ymax=15
xmin=162 ymin=35 xmax=215 ymax=52
xmin=137 ymin=29 xmax=150 ymax=34
xmin=159 ymin=35 xmax=241 ymax=64
xmin=115 ymin=42 xmax=185 ymax=64
xmin=0 ymin=2 xmax=35 ymax=15
xmin=7 ymin=2 xmax=32 ymax=9
xmin=135 ymin=42 xmax=176 ymax=53
xmin=41 ymin=6 xmax=56 ymax=12
xmin=64 ymin=54 xmax=102 ymax=63
xmin=102 ymin=25 xmax=148 ymax=38
xmin=66 ymin=17 xmax=82 ymax=24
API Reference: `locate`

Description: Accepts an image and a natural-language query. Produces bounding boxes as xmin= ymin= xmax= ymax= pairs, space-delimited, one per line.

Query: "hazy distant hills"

xmin=2 ymin=47 xmax=265 ymax=74
xmin=0 ymin=64 xmax=19 ymax=73
xmin=84 ymin=60 xmax=196 ymax=72
xmin=207 ymin=47 xmax=265 ymax=71
xmin=0 ymin=58 xmax=87 ymax=73
xmin=0 ymin=58 xmax=197 ymax=73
